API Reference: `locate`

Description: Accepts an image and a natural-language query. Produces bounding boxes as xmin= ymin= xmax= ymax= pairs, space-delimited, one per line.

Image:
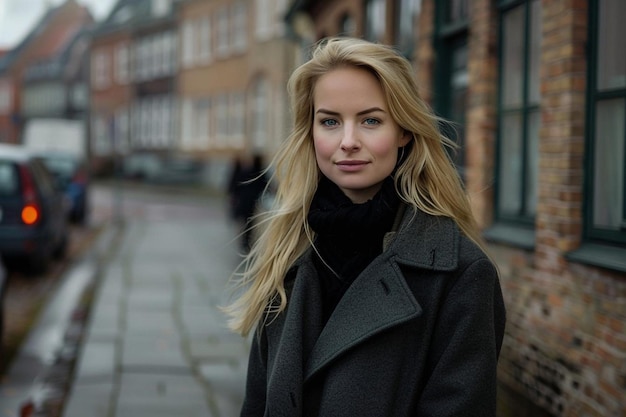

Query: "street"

xmin=1 ymin=180 xmax=250 ymax=417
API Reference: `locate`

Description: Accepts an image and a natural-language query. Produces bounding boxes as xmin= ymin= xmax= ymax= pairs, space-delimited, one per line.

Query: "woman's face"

xmin=312 ymin=66 xmax=409 ymax=203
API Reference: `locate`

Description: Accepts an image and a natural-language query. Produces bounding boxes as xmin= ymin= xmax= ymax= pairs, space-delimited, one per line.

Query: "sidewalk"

xmin=60 ymin=210 xmax=249 ymax=416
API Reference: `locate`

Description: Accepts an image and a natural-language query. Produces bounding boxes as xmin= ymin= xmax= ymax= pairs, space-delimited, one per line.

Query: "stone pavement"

xmin=61 ymin=214 xmax=249 ymax=416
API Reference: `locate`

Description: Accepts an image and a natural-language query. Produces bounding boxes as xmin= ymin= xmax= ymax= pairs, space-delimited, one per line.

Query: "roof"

xmin=0 ymin=6 xmax=57 ymax=74
xmin=92 ymin=0 xmax=180 ymax=38
xmin=23 ymin=25 xmax=93 ymax=81
xmin=0 ymin=1 xmax=92 ymax=76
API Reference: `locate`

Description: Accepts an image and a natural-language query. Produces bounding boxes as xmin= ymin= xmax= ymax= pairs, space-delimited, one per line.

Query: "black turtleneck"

xmin=307 ymin=176 xmax=400 ymax=323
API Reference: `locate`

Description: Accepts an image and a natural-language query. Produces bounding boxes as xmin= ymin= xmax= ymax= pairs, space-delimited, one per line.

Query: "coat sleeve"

xmin=416 ymin=257 xmax=506 ymax=417
xmin=240 ymin=326 xmax=269 ymax=417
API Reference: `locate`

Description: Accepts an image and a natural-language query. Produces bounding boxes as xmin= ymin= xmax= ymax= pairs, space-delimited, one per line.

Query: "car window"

xmin=30 ymin=160 xmax=56 ymax=195
xmin=38 ymin=156 xmax=78 ymax=178
xmin=0 ymin=161 xmax=19 ymax=196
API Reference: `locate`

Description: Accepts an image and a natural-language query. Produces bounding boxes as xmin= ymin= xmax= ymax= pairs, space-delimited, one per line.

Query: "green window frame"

xmin=433 ymin=0 xmax=469 ymax=179
xmin=584 ymin=0 xmax=626 ymax=245
xmin=494 ymin=0 xmax=541 ymax=227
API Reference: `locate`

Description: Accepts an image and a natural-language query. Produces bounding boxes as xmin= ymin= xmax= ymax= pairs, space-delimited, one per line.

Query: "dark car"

xmin=0 ymin=144 xmax=69 ymax=274
xmin=33 ymin=152 xmax=89 ymax=224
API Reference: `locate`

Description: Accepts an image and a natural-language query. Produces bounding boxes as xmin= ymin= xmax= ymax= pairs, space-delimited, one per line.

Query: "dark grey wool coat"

xmin=240 ymin=206 xmax=506 ymax=417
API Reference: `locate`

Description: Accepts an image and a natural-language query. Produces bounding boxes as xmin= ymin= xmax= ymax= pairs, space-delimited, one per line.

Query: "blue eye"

xmin=364 ymin=118 xmax=380 ymax=125
xmin=321 ymin=119 xmax=338 ymax=127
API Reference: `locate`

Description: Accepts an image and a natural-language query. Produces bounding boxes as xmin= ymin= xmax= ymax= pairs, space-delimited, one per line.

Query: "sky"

xmin=0 ymin=0 xmax=117 ymax=49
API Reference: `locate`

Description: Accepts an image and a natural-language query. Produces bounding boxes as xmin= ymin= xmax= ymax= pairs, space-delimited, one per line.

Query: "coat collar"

xmin=290 ymin=205 xmax=461 ymax=381
xmin=383 ymin=204 xmax=460 ymax=271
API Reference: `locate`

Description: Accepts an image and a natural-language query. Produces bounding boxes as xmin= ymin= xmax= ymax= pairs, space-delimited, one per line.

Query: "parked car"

xmin=122 ymin=152 xmax=163 ymax=180
xmin=33 ymin=152 xmax=90 ymax=224
xmin=0 ymin=144 xmax=69 ymax=274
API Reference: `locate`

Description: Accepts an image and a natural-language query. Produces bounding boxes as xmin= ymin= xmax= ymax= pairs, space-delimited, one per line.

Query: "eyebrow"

xmin=315 ymin=107 xmax=386 ymax=116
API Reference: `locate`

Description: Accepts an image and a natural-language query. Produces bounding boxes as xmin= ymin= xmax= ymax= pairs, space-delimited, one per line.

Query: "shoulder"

xmin=390 ymin=206 xmax=493 ymax=275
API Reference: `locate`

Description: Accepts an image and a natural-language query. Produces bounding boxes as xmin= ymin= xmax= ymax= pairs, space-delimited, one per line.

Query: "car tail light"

xmin=18 ymin=165 xmax=41 ymax=225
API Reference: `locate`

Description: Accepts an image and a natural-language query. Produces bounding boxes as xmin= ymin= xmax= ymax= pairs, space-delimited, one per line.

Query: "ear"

xmin=399 ymin=130 xmax=411 ymax=147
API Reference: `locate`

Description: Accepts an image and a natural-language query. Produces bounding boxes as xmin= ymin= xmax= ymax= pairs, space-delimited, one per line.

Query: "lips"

xmin=336 ymin=160 xmax=368 ymax=166
xmin=335 ymin=160 xmax=369 ymax=172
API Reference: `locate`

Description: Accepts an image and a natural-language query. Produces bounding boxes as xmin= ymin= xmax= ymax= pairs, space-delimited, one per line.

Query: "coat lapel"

xmin=304 ymin=256 xmax=421 ymax=381
xmin=303 ymin=207 xmax=460 ymax=382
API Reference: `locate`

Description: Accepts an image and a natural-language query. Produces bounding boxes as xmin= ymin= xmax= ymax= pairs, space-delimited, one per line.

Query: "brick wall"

xmin=416 ymin=0 xmax=626 ymax=416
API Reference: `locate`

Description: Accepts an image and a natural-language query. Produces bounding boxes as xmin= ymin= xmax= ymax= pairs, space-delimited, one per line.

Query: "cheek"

xmin=370 ymin=137 xmax=400 ymax=161
xmin=312 ymin=134 xmax=334 ymax=161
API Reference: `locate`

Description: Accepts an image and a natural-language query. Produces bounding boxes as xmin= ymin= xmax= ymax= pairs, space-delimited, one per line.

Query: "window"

xmin=495 ymin=0 xmax=541 ymax=225
xmin=115 ymin=44 xmax=129 ymax=84
xmin=339 ymin=13 xmax=356 ymax=37
xmin=92 ymin=50 xmax=110 ymax=89
xmin=193 ymin=99 xmax=211 ymax=150
xmin=364 ymin=0 xmax=386 ymax=42
xmin=585 ymin=0 xmax=626 ymax=244
xmin=395 ymin=0 xmax=421 ymax=57
xmin=216 ymin=94 xmax=229 ymax=147
xmin=198 ymin=17 xmax=212 ymax=64
xmin=114 ymin=107 xmax=130 ymax=154
xmin=231 ymin=2 xmax=248 ymax=53
xmin=0 ymin=81 xmax=12 ymax=113
xmin=216 ymin=6 xmax=230 ymax=57
xmin=434 ymin=0 xmax=469 ymax=179
xmin=255 ymin=0 xmax=271 ymax=40
xmin=182 ymin=20 xmax=194 ymax=68
xmin=250 ymin=77 xmax=270 ymax=150
xmin=230 ymin=93 xmax=245 ymax=148
xmin=273 ymin=0 xmax=288 ymax=36
xmin=152 ymin=0 xmax=171 ymax=17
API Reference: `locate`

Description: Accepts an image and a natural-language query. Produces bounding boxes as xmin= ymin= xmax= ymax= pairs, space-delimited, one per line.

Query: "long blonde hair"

xmin=224 ymin=37 xmax=484 ymax=336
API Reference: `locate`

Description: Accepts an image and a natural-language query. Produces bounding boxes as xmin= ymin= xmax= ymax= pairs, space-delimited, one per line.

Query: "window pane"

xmin=499 ymin=112 xmax=523 ymax=215
xmin=597 ymin=0 xmax=626 ymax=90
xmin=396 ymin=0 xmax=421 ymax=53
xmin=444 ymin=0 xmax=469 ymax=24
xmin=340 ymin=14 xmax=356 ymax=36
xmin=365 ymin=0 xmax=386 ymax=42
xmin=501 ymin=5 xmax=524 ymax=108
xmin=593 ymin=99 xmax=625 ymax=230
xmin=525 ymin=110 xmax=540 ymax=216
xmin=527 ymin=0 xmax=542 ymax=105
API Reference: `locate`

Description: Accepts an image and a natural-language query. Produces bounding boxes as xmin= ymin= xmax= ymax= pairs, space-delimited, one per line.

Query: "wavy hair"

xmin=224 ymin=37 xmax=485 ymax=336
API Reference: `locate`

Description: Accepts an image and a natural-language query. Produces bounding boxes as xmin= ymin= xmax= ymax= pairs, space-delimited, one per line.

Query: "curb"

xmin=16 ymin=223 xmax=124 ymax=417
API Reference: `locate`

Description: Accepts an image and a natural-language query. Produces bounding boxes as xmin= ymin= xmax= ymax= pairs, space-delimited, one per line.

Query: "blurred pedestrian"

xmin=227 ymin=153 xmax=268 ymax=251
xmin=225 ymin=37 xmax=506 ymax=416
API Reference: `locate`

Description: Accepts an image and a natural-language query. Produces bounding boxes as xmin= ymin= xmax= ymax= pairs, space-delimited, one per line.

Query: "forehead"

xmin=313 ymin=66 xmax=386 ymax=108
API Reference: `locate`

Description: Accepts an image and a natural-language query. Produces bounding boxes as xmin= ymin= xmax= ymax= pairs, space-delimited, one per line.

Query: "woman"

xmin=225 ymin=37 xmax=506 ymax=417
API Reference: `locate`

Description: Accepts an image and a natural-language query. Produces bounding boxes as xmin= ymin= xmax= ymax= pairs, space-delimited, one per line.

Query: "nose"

xmin=340 ymin=124 xmax=360 ymax=151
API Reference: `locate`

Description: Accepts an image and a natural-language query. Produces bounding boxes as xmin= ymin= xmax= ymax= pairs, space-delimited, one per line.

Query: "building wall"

xmin=177 ymin=0 xmax=296 ymax=190
xmin=89 ymin=30 xmax=133 ymax=172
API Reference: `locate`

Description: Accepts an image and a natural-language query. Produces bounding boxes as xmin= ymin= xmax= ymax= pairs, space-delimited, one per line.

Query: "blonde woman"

xmin=225 ymin=37 xmax=506 ymax=417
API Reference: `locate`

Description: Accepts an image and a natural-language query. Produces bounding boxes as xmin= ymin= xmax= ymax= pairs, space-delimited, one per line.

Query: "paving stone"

xmin=116 ymin=373 xmax=211 ymax=417
xmin=121 ymin=335 xmax=189 ymax=371
xmin=199 ymin=362 xmax=247 ymax=417
xmin=62 ymin=383 xmax=114 ymax=417
xmin=73 ymin=341 xmax=116 ymax=382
